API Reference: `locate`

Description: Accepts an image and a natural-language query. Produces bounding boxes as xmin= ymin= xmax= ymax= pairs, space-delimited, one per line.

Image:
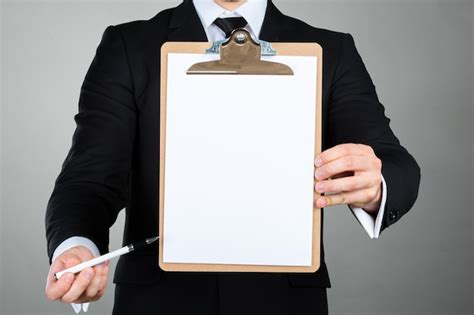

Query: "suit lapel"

xmin=259 ymin=1 xmax=287 ymax=42
xmin=167 ymin=0 xmax=208 ymax=42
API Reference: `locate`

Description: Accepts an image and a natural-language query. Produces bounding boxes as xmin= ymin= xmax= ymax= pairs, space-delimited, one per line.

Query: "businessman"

xmin=44 ymin=0 xmax=421 ymax=314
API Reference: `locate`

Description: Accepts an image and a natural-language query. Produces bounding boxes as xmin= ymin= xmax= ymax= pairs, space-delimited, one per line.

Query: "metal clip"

xmin=188 ymin=29 xmax=292 ymax=75
xmin=205 ymin=33 xmax=277 ymax=56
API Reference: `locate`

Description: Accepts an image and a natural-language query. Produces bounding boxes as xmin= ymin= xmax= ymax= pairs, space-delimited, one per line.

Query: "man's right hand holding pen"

xmin=45 ymin=246 xmax=110 ymax=304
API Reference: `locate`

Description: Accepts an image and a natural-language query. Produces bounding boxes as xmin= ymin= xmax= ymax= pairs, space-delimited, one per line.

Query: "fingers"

xmin=96 ymin=262 xmax=109 ymax=297
xmin=84 ymin=266 xmax=102 ymax=299
xmin=84 ymin=262 xmax=109 ymax=302
xmin=314 ymin=143 xmax=383 ymax=209
xmin=45 ymin=256 xmax=78 ymax=301
xmin=45 ymin=246 xmax=109 ymax=304
xmin=45 ymin=272 xmax=75 ymax=301
xmin=315 ymin=143 xmax=373 ymax=166
xmin=74 ymin=261 xmax=110 ymax=303
xmin=315 ymin=172 xmax=381 ymax=194
xmin=60 ymin=267 xmax=95 ymax=304
xmin=316 ymin=187 xmax=380 ymax=208
xmin=315 ymin=155 xmax=373 ymax=181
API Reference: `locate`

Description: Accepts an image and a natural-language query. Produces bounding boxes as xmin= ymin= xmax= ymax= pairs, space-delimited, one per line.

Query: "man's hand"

xmin=314 ymin=143 xmax=383 ymax=215
xmin=45 ymin=246 xmax=109 ymax=304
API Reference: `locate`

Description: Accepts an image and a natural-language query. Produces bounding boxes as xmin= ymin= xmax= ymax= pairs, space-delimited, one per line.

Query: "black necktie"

xmin=213 ymin=17 xmax=248 ymax=38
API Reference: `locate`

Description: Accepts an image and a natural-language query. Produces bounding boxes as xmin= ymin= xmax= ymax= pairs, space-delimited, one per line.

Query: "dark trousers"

xmin=112 ymin=272 xmax=328 ymax=315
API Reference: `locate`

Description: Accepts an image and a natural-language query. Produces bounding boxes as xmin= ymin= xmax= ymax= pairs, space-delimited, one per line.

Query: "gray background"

xmin=1 ymin=0 xmax=473 ymax=314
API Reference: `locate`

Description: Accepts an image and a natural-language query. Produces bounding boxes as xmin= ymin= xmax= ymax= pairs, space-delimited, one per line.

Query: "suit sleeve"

xmin=45 ymin=25 xmax=136 ymax=262
xmin=327 ymin=33 xmax=421 ymax=233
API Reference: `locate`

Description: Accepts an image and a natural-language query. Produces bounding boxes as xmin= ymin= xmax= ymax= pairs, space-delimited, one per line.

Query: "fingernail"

xmin=315 ymin=157 xmax=323 ymax=167
xmin=318 ymin=198 xmax=327 ymax=207
xmin=315 ymin=169 xmax=322 ymax=180
xmin=315 ymin=182 xmax=324 ymax=192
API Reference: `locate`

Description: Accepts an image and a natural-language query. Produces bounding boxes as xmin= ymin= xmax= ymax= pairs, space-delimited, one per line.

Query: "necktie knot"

xmin=213 ymin=17 xmax=248 ymax=38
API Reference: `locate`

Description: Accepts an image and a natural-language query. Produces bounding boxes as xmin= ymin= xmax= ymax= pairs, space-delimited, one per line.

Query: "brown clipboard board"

xmin=159 ymin=32 xmax=323 ymax=273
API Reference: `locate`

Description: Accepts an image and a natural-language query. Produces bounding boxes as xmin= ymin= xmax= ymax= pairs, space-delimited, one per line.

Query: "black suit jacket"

xmin=45 ymin=0 xmax=420 ymax=290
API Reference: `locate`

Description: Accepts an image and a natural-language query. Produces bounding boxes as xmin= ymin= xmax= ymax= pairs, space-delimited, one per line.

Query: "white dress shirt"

xmin=53 ymin=0 xmax=387 ymax=312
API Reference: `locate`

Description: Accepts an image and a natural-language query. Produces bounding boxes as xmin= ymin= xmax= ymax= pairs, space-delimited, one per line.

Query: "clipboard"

xmin=159 ymin=30 xmax=323 ymax=273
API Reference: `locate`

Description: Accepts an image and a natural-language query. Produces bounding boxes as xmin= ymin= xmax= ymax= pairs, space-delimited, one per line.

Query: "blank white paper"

xmin=163 ymin=53 xmax=318 ymax=266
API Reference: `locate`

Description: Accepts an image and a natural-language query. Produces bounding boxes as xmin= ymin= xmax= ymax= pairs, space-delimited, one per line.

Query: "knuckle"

xmin=56 ymin=283 xmax=68 ymax=294
xmin=96 ymin=289 xmax=105 ymax=297
xmin=85 ymin=289 xmax=97 ymax=299
xmin=341 ymin=145 xmax=350 ymax=155
xmin=365 ymin=145 xmax=375 ymax=154
xmin=69 ymin=254 xmax=81 ymax=262
xmin=373 ymin=157 xmax=382 ymax=170
xmin=332 ymin=145 xmax=343 ymax=156
xmin=100 ymin=281 xmax=108 ymax=293
xmin=349 ymin=143 xmax=359 ymax=152
xmin=95 ymin=292 xmax=104 ymax=301
xmin=45 ymin=290 xmax=56 ymax=301
xmin=66 ymin=257 xmax=81 ymax=267
xmin=366 ymin=189 xmax=377 ymax=201
xmin=77 ymin=275 xmax=89 ymax=286
xmin=373 ymin=174 xmax=382 ymax=186
xmin=92 ymin=265 xmax=101 ymax=273
xmin=76 ymin=278 xmax=92 ymax=291
xmin=348 ymin=180 xmax=357 ymax=191
xmin=51 ymin=281 xmax=70 ymax=299
xmin=345 ymin=156 xmax=354 ymax=169
xmin=366 ymin=178 xmax=374 ymax=189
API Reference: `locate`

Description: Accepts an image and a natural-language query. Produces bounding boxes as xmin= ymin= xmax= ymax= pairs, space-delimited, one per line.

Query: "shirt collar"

xmin=193 ymin=0 xmax=267 ymax=37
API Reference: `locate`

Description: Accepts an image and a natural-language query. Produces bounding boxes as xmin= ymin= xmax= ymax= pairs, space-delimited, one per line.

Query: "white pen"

xmin=54 ymin=236 xmax=159 ymax=280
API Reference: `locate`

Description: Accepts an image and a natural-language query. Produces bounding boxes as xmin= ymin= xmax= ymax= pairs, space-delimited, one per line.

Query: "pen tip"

xmin=146 ymin=236 xmax=159 ymax=244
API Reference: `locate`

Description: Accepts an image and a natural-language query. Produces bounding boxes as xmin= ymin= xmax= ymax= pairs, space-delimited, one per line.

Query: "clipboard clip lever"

xmin=205 ymin=34 xmax=276 ymax=56
xmin=187 ymin=29 xmax=293 ymax=75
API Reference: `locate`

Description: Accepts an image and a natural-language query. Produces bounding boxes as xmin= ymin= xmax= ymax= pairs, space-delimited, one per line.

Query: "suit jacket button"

xmin=389 ymin=210 xmax=399 ymax=221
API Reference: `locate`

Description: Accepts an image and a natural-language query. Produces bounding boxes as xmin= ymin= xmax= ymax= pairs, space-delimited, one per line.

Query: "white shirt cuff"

xmin=51 ymin=236 xmax=100 ymax=314
xmin=52 ymin=236 xmax=100 ymax=262
xmin=349 ymin=175 xmax=387 ymax=239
